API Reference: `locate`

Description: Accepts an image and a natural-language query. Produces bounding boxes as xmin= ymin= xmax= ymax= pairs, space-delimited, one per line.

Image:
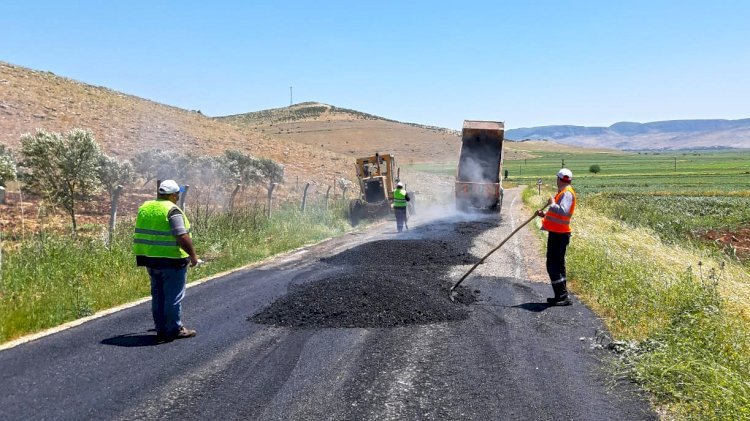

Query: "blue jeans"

xmin=147 ymin=266 xmax=187 ymax=335
xmin=394 ymin=207 xmax=408 ymax=232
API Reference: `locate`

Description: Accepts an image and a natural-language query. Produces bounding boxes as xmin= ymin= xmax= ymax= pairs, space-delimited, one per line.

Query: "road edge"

xmin=0 ymin=230 xmax=365 ymax=352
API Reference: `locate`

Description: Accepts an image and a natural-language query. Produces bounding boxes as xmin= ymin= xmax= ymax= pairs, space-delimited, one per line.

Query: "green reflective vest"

xmin=133 ymin=199 xmax=191 ymax=259
xmin=393 ymin=188 xmax=408 ymax=208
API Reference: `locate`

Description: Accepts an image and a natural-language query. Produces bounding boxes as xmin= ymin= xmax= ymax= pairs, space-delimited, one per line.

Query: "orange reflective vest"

xmin=541 ymin=186 xmax=576 ymax=233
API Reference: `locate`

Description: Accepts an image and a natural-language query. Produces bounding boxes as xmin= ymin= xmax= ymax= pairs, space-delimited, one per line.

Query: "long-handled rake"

xmin=449 ymin=204 xmax=549 ymax=302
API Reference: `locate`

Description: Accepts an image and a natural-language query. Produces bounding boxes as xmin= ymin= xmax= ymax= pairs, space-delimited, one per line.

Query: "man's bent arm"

xmin=176 ymin=234 xmax=198 ymax=266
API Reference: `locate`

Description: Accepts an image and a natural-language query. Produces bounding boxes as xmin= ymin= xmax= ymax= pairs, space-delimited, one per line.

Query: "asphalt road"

xmin=0 ymin=188 xmax=656 ymax=420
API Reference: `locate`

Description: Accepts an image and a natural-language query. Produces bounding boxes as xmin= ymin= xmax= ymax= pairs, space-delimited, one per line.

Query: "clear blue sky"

xmin=2 ymin=1 xmax=749 ymax=129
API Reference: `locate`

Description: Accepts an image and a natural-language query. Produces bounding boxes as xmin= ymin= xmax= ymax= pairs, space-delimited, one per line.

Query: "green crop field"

xmin=410 ymin=148 xmax=750 ymax=194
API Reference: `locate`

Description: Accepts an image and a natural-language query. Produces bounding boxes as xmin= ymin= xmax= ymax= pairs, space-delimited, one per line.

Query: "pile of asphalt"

xmin=251 ymin=239 xmax=478 ymax=329
xmin=320 ymin=239 xmax=478 ymax=267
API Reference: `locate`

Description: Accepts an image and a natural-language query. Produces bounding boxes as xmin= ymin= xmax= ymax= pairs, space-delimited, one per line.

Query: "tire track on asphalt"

xmin=119 ymin=327 xmax=298 ymax=420
xmin=376 ymin=324 xmax=447 ymax=420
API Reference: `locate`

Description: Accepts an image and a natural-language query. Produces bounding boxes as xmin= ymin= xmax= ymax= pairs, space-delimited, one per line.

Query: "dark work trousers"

xmin=394 ymin=207 xmax=408 ymax=232
xmin=546 ymin=232 xmax=571 ymax=284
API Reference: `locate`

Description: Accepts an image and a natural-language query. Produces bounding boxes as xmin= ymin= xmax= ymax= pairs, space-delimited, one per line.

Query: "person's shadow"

xmin=511 ymin=302 xmax=553 ymax=312
xmin=101 ymin=330 xmax=167 ymax=347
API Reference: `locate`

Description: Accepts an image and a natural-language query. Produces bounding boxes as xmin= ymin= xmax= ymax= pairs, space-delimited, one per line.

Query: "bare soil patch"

xmin=702 ymin=226 xmax=750 ymax=261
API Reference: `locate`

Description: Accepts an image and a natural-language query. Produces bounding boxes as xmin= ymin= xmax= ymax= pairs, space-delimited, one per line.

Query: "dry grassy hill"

xmin=1 ymin=61 xmax=604 ymax=188
xmin=0 ymin=62 xmax=352 ymax=184
xmin=217 ymin=102 xmax=463 ymax=164
xmin=216 ymin=102 xmax=599 ymax=163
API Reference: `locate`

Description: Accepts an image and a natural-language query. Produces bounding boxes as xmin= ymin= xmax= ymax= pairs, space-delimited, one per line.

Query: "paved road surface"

xmin=0 ymin=188 xmax=656 ymax=420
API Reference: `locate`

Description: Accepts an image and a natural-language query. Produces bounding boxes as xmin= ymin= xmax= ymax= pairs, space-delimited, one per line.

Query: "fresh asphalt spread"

xmin=251 ymin=239 xmax=477 ymax=328
xmin=0 ymin=188 xmax=657 ymax=420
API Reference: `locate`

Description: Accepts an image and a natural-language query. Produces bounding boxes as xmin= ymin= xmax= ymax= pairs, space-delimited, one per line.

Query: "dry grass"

xmin=570 ymin=206 xmax=750 ymax=329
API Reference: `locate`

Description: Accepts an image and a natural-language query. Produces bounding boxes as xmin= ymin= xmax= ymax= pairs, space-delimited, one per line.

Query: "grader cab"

xmin=348 ymin=153 xmax=399 ymax=226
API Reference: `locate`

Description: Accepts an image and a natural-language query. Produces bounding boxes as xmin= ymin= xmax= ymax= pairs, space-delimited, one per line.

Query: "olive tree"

xmin=19 ymin=129 xmax=102 ymax=236
xmin=253 ymin=157 xmax=284 ymax=189
xmin=589 ymin=164 xmax=601 ymax=175
xmin=132 ymin=149 xmax=179 ymax=186
xmin=251 ymin=157 xmax=284 ymax=217
xmin=0 ymin=145 xmax=16 ymax=187
xmin=337 ymin=177 xmax=354 ymax=200
xmin=97 ymin=154 xmax=135 ymax=198
xmin=222 ymin=150 xmax=257 ymax=187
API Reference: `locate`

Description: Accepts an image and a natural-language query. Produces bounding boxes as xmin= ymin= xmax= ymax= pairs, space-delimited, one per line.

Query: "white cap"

xmin=396 ymin=181 xmax=404 ymax=188
xmin=557 ymin=168 xmax=573 ymax=182
xmin=158 ymin=180 xmax=181 ymax=194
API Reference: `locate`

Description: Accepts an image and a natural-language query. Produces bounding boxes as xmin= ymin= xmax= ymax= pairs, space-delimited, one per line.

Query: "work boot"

xmin=547 ymin=279 xmax=571 ymax=306
xmin=547 ymin=297 xmax=572 ymax=306
xmin=172 ymin=326 xmax=197 ymax=339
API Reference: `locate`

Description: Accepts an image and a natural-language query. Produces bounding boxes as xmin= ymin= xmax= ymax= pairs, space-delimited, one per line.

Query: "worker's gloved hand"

xmin=547 ymin=197 xmax=554 ymax=206
xmin=189 ymin=256 xmax=200 ymax=267
xmin=536 ymin=210 xmax=545 ymax=217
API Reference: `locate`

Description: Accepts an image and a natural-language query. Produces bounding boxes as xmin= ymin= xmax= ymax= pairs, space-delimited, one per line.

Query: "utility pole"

xmin=290 ymin=86 xmax=293 ymax=106
xmin=561 ymin=159 xmax=565 ymax=168
xmin=674 ymin=157 xmax=677 ymax=172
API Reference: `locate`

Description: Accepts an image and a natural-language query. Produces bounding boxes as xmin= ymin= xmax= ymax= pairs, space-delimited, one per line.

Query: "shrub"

xmin=19 ymin=129 xmax=102 ymax=235
xmin=0 ymin=145 xmax=16 ymax=187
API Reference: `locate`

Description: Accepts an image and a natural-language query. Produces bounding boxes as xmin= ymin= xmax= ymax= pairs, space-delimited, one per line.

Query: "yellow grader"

xmin=349 ymin=152 xmax=401 ymax=226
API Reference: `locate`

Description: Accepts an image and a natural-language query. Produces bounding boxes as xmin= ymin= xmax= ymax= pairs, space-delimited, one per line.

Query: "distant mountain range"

xmin=505 ymin=119 xmax=750 ymax=150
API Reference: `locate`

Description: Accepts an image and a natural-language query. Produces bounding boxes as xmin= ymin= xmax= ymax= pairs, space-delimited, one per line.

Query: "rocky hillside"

xmin=506 ymin=119 xmax=750 ymax=150
xmin=0 ymin=62 xmax=352 ymax=184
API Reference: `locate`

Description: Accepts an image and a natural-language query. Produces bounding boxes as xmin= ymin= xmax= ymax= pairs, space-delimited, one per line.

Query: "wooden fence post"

xmin=179 ymin=185 xmax=190 ymax=210
xmin=229 ymin=184 xmax=241 ymax=212
xmin=267 ymin=183 xmax=277 ymax=218
xmin=156 ymin=179 xmax=162 ymax=196
xmin=301 ymin=182 xmax=311 ymax=212
xmin=325 ymin=185 xmax=332 ymax=211
xmin=0 ymin=186 xmax=5 ymax=204
xmin=108 ymin=185 xmax=123 ymax=247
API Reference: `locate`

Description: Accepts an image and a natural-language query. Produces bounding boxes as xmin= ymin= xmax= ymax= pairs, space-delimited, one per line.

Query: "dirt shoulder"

xmin=511 ymin=188 xmax=549 ymax=284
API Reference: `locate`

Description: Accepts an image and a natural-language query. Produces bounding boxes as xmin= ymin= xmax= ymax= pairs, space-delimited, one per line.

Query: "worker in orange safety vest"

xmin=536 ymin=168 xmax=577 ymax=306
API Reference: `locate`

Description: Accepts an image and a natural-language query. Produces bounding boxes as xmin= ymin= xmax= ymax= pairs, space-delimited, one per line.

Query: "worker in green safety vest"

xmin=133 ymin=180 xmax=199 ymax=341
xmin=392 ymin=181 xmax=411 ymax=233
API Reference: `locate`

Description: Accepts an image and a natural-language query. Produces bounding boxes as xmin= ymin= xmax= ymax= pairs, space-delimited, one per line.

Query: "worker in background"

xmin=392 ymin=181 xmax=411 ymax=233
xmin=536 ymin=168 xmax=577 ymax=306
xmin=133 ymin=180 xmax=199 ymax=341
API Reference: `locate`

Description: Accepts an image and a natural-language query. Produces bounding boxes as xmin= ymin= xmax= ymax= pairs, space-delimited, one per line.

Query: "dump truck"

xmin=455 ymin=120 xmax=505 ymax=212
xmin=349 ymin=152 xmax=399 ymax=225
